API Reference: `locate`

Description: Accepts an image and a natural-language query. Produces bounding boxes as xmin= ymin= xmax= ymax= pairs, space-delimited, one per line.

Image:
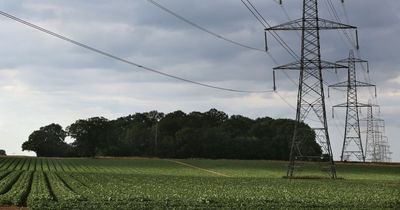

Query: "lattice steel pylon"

xmin=266 ymin=0 xmax=359 ymax=179
xmin=363 ymin=104 xmax=392 ymax=162
xmin=329 ymin=50 xmax=376 ymax=162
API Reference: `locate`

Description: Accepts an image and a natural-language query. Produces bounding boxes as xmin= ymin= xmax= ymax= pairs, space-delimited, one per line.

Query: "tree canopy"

xmin=22 ymin=109 xmax=321 ymax=160
xmin=22 ymin=123 xmax=71 ymax=157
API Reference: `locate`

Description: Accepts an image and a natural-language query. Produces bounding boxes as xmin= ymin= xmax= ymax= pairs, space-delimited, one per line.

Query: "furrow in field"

xmin=46 ymin=172 xmax=84 ymax=201
xmin=0 ymin=171 xmax=11 ymax=181
xmin=39 ymin=159 xmax=44 ymax=171
xmin=27 ymin=171 xmax=55 ymax=209
xmin=0 ymin=158 xmax=11 ymax=169
xmin=0 ymin=171 xmax=22 ymax=195
xmin=45 ymin=159 xmax=51 ymax=172
xmin=61 ymin=160 xmax=75 ymax=172
xmin=0 ymin=158 xmax=6 ymax=168
xmin=56 ymin=159 xmax=66 ymax=172
xmin=58 ymin=173 xmax=97 ymax=200
xmin=30 ymin=158 xmax=37 ymax=171
xmin=82 ymin=160 xmax=102 ymax=173
xmin=50 ymin=159 xmax=58 ymax=172
xmin=69 ymin=160 xmax=86 ymax=173
xmin=0 ymin=171 xmax=33 ymax=206
xmin=25 ymin=158 xmax=32 ymax=171
xmin=18 ymin=158 xmax=26 ymax=171
xmin=11 ymin=158 xmax=22 ymax=171
xmin=4 ymin=158 xmax=17 ymax=170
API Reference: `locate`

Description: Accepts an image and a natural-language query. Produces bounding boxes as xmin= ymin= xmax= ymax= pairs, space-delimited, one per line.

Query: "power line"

xmin=274 ymin=91 xmax=295 ymax=111
xmin=147 ymin=0 xmax=282 ymax=67
xmin=146 ymin=0 xmax=284 ymax=88
xmin=326 ymin=0 xmax=354 ymax=47
xmin=0 ymin=10 xmax=274 ymax=94
xmin=240 ymin=0 xmax=301 ymax=90
xmin=148 ymin=0 xmax=319 ymax=115
xmin=331 ymin=1 xmax=379 ymax=104
xmin=147 ymin=0 xmax=266 ymax=53
xmin=244 ymin=0 xmax=343 ymax=91
xmin=241 ymin=0 xmax=267 ymax=28
xmin=241 ymin=0 xmax=300 ymax=61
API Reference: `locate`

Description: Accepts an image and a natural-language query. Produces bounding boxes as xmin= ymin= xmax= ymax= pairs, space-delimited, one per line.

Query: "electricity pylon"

xmin=266 ymin=0 xmax=360 ymax=179
xmin=363 ymin=104 xmax=392 ymax=162
xmin=329 ymin=50 xmax=376 ymax=162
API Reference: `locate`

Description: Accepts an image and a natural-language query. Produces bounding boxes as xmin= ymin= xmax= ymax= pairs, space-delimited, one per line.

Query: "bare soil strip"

xmin=166 ymin=159 xmax=230 ymax=177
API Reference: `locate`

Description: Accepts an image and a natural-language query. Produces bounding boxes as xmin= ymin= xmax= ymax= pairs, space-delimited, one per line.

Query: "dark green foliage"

xmin=66 ymin=117 xmax=110 ymax=157
xmin=22 ymin=109 xmax=320 ymax=159
xmin=0 ymin=150 xmax=5 ymax=156
xmin=22 ymin=124 xmax=71 ymax=157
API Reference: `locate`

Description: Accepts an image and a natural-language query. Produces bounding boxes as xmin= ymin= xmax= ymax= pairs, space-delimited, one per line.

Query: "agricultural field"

xmin=0 ymin=156 xmax=398 ymax=209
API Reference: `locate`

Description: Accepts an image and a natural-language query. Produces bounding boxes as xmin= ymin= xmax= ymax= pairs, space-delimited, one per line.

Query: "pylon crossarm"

xmin=355 ymin=81 xmax=377 ymax=97
xmin=265 ymin=19 xmax=302 ymax=31
xmin=317 ymin=18 xmax=357 ymax=30
xmin=265 ymin=18 xmax=356 ymax=31
xmin=273 ymin=60 xmax=347 ymax=70
xmin=279 ymin=0 xmax=345 ymax=6
xmin=353 ymin=102 xmax=371 ymax=107
xmin=336 ymin=58 xmax=368 ymax=64
xmin=329 ymin=81 xmax=348 ymax=88
xmin=328 ymin=80 xmax=375 ymax=89
xmin=354 ymin=81 xmax=375 ymax=87
xmin=273 ymin=61 xmax=302 ymax=70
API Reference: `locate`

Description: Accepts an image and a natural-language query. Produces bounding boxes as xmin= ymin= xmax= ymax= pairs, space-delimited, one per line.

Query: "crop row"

xmin=0 ymin=157 xmax=139 ymax=174
xmin=27 ymin=171 xmax=53 ymax=205
xmin=0 ymin=157 xmax=398 ymax=210
xmin=0 ymin=171 xmax=32 ymax=206
xmin=0 ymin=170 xmax=87 ymax=209
xmin=0 ymin=171 xmax=22 ymax=194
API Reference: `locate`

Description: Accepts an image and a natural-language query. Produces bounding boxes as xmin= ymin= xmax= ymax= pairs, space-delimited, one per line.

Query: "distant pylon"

xmin=266 ymin=0 xmax=359 ymax=178
xmin=362 ymin=104 xmax=392 ymax=162
xmin=329 ymin=50 xmax=376 ymax=162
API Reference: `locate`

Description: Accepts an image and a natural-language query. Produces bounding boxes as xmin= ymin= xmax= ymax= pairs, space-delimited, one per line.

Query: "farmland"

xmin=0 ymin=157 xmax=398 ymax=209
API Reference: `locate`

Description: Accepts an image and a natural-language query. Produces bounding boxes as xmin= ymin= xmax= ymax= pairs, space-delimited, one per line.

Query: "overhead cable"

xmin=0 ymin=10 xmax=274 ymax=93
xmin=147 ymin=0 xmax=266 ymax=53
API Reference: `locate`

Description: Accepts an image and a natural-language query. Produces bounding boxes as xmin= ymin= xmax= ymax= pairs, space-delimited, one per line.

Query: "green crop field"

xmin=0 ymin=156 xmax=398 ymax=209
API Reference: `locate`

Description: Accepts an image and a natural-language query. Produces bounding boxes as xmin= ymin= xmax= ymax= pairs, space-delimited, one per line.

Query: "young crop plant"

xmin=11 ymin=158 xmax=22 ymax=171
xmin=57 ymin=173 xmax=98 ymax=200
xmin=45 ymin=172 xmax=84 ymax=201
xmin=0 ymin=171 xmax=11 ymax=181
xmin=0 ymin=171 xmax=22 ymax=194
xmin=0 ymin=171 xmax=33 ymax=206
xmin=0 ymin=157 xmax=397 ymax=209
xmin=2 ymin=158 xmax=16 ymax=170
xmin=17 ymin=158 xmax=27 ymax=171
xmin=0 ymin=158 xmax=8 ymax=169
xmin=27 ymin=171 xmax=54 ymax=209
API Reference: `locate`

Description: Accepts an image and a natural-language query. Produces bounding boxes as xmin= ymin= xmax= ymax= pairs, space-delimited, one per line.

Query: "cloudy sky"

xmin=0 ymin=0 xmax=398 ymax=161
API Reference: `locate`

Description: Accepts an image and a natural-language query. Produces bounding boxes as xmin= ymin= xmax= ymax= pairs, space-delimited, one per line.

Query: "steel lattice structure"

xmin=363 ymin=105 xmax=392 ymax=162
xmin=329 ymin=50 xmax=375 ymax=162
xmin=266 ymin=0 xmax=359 ymax=179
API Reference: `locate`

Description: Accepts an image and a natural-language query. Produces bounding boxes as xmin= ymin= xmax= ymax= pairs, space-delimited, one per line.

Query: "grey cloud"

xmin=0 ymin=0 xmax=397 ymax=161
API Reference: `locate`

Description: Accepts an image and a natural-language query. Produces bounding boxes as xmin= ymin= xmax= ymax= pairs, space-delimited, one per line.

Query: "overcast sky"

xmin=0 ymin=0 xmax=398 ymax=161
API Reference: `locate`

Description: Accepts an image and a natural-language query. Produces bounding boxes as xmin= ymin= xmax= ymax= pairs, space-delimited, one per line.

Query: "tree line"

xmin=22 ymin=109 xmax=321 ymax=160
